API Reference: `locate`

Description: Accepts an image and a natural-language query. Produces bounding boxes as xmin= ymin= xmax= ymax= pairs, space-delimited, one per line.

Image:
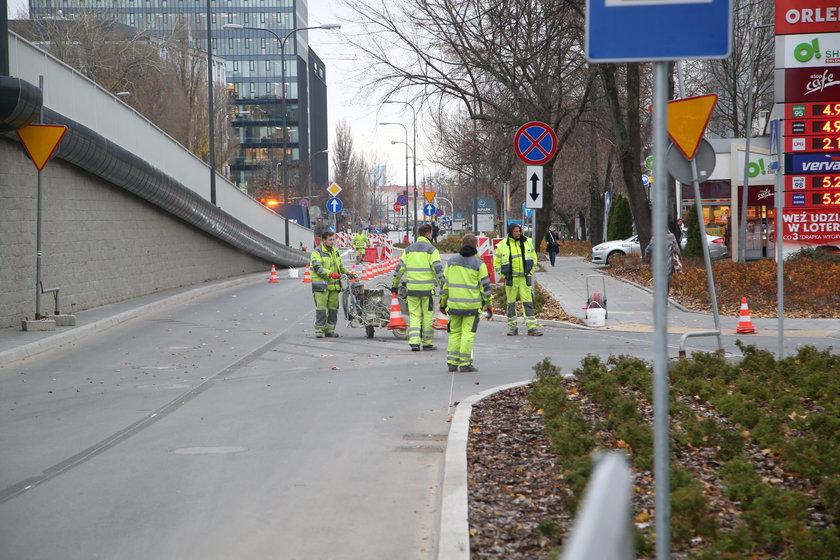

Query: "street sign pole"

xmin=652 ymin=61 xmax=671 ymax=560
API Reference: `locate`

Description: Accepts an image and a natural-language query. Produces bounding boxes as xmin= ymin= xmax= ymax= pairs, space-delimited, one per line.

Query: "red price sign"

xmin=786 ymin=175 xmax=840 ymax=190
xmin=785 ymin=118 xmax=840 ymax=136
xmin=785 ymin=102 xmax=840 ymax=119
xmin=786 ymin=135 xmax=840 ymax=152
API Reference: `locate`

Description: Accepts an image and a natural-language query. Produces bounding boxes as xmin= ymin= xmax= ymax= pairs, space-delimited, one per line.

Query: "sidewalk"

xmin=536 ymin=256 xmax=840 ymax=339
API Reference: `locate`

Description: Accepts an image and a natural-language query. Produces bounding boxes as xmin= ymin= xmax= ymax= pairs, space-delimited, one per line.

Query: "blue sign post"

xmin=586 ymin=0 xmax=732 ymax=62
xmin=423 ymin=203 xmax=436 ymax=217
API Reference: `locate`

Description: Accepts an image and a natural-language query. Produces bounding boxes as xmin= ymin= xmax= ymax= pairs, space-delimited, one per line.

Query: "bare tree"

xmin=343 ymin=0 xmax=596 ymax=240
xmin=682 ymin=0 xmax=774 ymax=137
xmin=13 ymin=13 xmax=237 ymax=172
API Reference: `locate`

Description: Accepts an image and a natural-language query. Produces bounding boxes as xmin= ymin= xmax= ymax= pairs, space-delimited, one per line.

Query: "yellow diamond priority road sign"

xmin=326 ymin=182 xmax=342 ymax=197
xmin=16 ymin=124 xmax=68 ymax=171
xmin=667 ymin=94 xmax=717 ymax=160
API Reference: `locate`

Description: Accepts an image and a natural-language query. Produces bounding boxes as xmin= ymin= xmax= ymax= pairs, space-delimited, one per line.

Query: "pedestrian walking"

xmin=544 ymin=224 xmax=560 ymax=267
xmin=310 ymin=230 xmax=350 ymax=338
xmin=440 ymin=234 xmax=492 ymax=372
xmin=392 ymin=223 xmax=445 ymax=351
xmin=494 ymin=223 xmax=543 ymax=336
xmin=432 ymin=222 xmax=440 ymax=243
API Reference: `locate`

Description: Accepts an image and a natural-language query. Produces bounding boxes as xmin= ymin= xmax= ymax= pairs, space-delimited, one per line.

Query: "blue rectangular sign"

xmin=785 ymin=152 xmax=840 ymax=174
xmin=586 ymin=0 xmax=732 ymax=62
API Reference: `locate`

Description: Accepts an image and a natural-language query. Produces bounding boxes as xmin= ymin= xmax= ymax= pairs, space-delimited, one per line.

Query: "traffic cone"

xmin=735 ymin=297 xmax=756 ymax=334
xmin=302 ymin=265 xmax=311 ymax=283
xmin=268 ymin=265 xmax=280 ymax=283
xmin=432 ymin=309 xmax=449 ymax=331
xmin=386 ymin=293 xmax=408 ymax=330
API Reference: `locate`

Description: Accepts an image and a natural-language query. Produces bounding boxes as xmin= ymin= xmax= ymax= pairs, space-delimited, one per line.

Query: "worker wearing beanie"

xmin=493 ymin=223 xmax=543 ymax=336
xmin=392 ymin=223 xmax=445 ymax=351
xmin=440 ymin=233 xmax=492 ymax=372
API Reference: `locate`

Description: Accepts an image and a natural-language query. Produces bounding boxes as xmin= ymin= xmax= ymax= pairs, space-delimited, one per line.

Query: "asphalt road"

xmin=1 ymin=256 xmax=837 ymax=559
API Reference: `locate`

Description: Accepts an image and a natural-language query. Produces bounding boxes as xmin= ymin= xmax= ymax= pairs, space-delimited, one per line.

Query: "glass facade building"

xmin=29 ymin=0 xmax=329 ymax=195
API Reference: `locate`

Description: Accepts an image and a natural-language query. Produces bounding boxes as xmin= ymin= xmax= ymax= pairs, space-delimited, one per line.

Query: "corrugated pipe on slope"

xmin=1 ymin=77 xmax=308 ymax=267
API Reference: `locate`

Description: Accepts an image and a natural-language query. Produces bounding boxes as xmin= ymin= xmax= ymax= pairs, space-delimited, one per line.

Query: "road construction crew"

xmin=392 ymin=223 xmax=445 ymax=351
xmin=494 ymin=223 xmax=543 ymax=336
xmin=310 ymin=230 xmax=350 ymax=338
xmin=440 ymin=233 xmax=492 ymax=372
xmin=353 ymin=230 xmax=368 ymax=264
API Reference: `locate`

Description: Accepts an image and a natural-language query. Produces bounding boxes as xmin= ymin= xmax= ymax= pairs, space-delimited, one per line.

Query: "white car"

xmin=591 ymin=234 xmax=728 ymax=265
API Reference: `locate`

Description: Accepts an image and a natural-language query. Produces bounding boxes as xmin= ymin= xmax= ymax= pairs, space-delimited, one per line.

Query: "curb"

xmin=0 ymin=273 xmax=266 ymax=368
xmin=437 ymin=379 xmax=531 ymax=560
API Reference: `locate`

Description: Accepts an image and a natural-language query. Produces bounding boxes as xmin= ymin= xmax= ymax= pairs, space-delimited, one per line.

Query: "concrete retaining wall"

xmin=0 ymin=137 xmax=269 ymax=329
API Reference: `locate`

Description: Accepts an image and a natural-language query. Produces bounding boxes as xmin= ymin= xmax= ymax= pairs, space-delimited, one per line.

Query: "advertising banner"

xmin=781 ymin=210 xmax=840 ymax=244
xmin=783 ymin=66 xmax=840 ymax=102
xmin=776 ymin=0 xmax=840 ymax=35
xmin=785 ymin=152 xmax=840 ymax=174
xmin=776 ymin=33 xmax=840 ymax=69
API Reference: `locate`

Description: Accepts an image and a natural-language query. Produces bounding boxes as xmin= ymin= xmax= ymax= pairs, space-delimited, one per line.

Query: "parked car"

xmin=591 ymin=233 xmax=728 ymax=265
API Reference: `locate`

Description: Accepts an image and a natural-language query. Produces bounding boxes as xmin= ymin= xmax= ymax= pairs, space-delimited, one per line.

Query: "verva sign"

xmin=776 ymin=0 xmax=840 ymax=35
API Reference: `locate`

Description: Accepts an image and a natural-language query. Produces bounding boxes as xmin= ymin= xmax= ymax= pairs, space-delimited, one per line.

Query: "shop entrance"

xmin=745 ymin=205 xmax=775 ymax=260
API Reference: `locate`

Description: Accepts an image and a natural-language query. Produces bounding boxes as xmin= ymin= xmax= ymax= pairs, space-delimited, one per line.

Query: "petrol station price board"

xmin=785 ymin=103 xmax=840 ymax=119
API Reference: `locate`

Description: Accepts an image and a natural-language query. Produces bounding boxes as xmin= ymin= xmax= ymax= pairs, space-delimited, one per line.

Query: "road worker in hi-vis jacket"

xmin=493 ymin=223 xmax=543 ymax=336
xmin=391 ymin=223 xmax=445 ymax=351
xmin=439 ymin=233 xmax=492 ymax=372
xmin=310 ymin=230 xmax=350 ymax=338
xmin=353 ymin=230 xmax=368 ymax=263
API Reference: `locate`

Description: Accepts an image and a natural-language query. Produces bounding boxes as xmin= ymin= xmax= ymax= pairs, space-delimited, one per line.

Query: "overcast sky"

xmin=6 ymin=0 xmax=419 ymax=187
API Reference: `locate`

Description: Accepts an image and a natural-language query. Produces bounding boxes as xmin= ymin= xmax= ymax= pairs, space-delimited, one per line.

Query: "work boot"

xmin=459 ymin=364 xmax=478 ymax=373
xmin=527 ymin=329 xmax=544 ymax=336
xmin=316 ymin=333 xmax=324 ymax=338
xmin=447 ymin=364 xmax=458 ymax=372
xmin=325 ymin=332 xmax=340 ymax=338
xmin=410 ymin=344 xmax=420 ymax=351
xmin=507 ymin=329 xmax=518 ymax=336
xmin=422 ymin=345 xmax=437 ymax=351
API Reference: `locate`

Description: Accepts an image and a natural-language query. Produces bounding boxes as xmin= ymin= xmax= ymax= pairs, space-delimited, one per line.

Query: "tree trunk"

xmin=599 ymin=63 xmax=650 ymax=252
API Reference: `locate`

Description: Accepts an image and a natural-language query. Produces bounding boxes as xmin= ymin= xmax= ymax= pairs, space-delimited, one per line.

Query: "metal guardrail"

xmin=561 ymin=452 xmax=634 ymax=560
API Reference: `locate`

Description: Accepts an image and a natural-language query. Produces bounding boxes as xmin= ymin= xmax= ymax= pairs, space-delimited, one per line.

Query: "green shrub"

xmin=682 ymin=204 xmax=703 ymax=258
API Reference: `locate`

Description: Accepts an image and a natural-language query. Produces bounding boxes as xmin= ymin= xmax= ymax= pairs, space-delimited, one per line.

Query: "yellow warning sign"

xmin=16 ymin=124 xmax=68 ymax=171
xmin=667 ymin=94 xmax=717 ymax=160
xmin=424 ymin=191 xmax=436 ymax=204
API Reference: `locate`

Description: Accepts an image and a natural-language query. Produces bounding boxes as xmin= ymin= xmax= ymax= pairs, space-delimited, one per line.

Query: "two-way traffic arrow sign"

xmin=525 ymin=166 xmax=544 ymax=209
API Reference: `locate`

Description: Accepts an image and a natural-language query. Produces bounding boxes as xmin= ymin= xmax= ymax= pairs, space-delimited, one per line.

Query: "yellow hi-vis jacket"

xmin=309 ymin=244 xmax=347 ymax=292
xmin=494 ymin=235 xmax=537 ymax=283
xmin=353 ymin=232 xmax=368 ymax=250
xmin=392 ymin=237 xmax=444 ymax=297
xmin=440 ymin=251 xmax=491 ymax=316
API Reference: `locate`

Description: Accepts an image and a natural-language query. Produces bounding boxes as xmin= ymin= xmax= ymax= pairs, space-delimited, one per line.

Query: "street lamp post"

xmin=207 ymin=0 xmax=217 ymax=205
xmin=224 ymin=22 xmax=340 ymax=246
xmin=384 ymin=100 xmax=417 ymax=239
xmin=310 ymin=148 xmax=328 ymax=200
xmin=379 ymin=121 xmax=410 ymax=238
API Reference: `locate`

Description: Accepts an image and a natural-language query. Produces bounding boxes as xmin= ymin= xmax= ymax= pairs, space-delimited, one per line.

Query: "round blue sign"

xmin=423 ymin=203 xmax=436 ymax=217
xmin=396 ymin=194 xmax=408 ymax=206
xmin=327 ymin=197 xmax=343 ymax=214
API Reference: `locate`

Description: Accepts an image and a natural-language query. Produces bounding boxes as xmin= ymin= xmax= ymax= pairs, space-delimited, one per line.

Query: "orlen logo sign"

xmin=776 ymin=1 xmax=840 ymax=35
